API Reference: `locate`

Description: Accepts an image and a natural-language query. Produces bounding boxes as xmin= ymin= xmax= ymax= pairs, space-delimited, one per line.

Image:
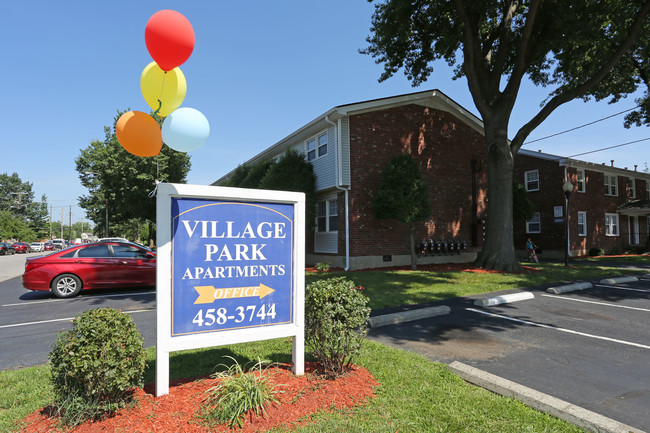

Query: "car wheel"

xmin=51 ymin=274 xmax=83 ymax=298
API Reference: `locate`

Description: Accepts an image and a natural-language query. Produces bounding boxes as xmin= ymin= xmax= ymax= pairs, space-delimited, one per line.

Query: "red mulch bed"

xmin=20 ymin=362 xmax=378 ymax=432
xmin=307 ymin=262 xmax=539 ymax=274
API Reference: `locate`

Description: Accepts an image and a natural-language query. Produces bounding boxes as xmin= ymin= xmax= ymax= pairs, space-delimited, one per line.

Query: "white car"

xmin=98 ymin=237 xmax=129 ymax=243
xmin=29 ymin=242 xmax=44 ymax=252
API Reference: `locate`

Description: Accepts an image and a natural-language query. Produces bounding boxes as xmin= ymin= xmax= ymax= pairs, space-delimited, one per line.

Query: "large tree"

xmin=76 ymin=111 xmax=191 ymax=245
xmin=363 ymin=0 xmax=650 ymax=271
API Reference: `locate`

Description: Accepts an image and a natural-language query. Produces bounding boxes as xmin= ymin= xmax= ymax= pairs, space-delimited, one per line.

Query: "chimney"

xmin=611 ymin=160 xmax=614 ymax=167
xmin=635 ymin=165 xmax=638 ymax=171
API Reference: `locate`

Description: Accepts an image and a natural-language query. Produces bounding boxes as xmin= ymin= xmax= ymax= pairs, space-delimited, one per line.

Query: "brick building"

xmin=213 ymin=90 xmax=488 ymax=270
xmin=213 ymin=89 xmax=650 ymax=268
xmin=514 ymin=149 xmax=650 ymax=258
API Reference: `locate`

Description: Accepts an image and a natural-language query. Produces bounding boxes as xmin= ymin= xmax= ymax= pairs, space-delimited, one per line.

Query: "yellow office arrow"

xmin=194 ymin=284 xmax=275 ymax=304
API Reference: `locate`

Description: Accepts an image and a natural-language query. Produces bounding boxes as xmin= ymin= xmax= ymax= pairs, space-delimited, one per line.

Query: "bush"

xmin=315 ymin=262 xmax=331 ymax=272
xmin=202 ymin=357 xmax=280 ymax=428
xmin=588 ymin=247 xmax=605 ymax=256
xmin=49 ymin=308 xmax=145 ymax=426
xmin=305 ymin=277 xmax=370 ymax=378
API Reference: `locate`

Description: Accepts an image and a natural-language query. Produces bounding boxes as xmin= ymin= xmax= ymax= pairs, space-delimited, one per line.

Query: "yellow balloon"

xmin=140 ymin=61 xmax=187 ymax=117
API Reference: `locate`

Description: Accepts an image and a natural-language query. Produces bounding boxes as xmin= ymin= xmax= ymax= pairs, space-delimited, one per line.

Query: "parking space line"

xmin=541 ymin=293 xmax=650 ymax=312
xmin=466 ymin=308 xmax=650 ymax=350
xmin=0 ymin=308 xmax=154 ymax=329
xmin=2 ymin=291 xmax=155 ymax=307
xmin=594 ymin=284 xmax=650 ymax=294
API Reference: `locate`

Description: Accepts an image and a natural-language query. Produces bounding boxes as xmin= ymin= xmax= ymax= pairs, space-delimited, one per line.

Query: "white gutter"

xmin=325 ymin=115 xmax=350 ymax=271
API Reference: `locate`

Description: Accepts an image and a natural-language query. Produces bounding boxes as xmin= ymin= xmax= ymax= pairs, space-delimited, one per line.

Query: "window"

xmin=76 ymin=244 xmax=111 ymax=258
xmin=306 ymin=138 xmax=316 ymax=161
xmin=629 ymin=178 xmax=636 ymax=199
xmin=647 ymin=180 xmax=650 ymax=199
xmin=317 ymin=198 xmax=338 ymax=232
xmin=604 ymin=174 xmax=618 ymax=196
xmin=576 ymin=169 xmax=586 ymax=193
xmin=605 ymin=213 xmax=619 ymax=236
xmin=526 ymin=212 xmax=541 ymax=233
xmin=318 ymin=133 xmax=328 ymax=157
xmin=306 ymin=132 xmax=328 ymax=161
xmin=525 ymin=170 xmax=539 ymax=191
xmin=113 ymin=244 xmax=150 ymax=259
xmin=577 ymin=211 xmax=587 ymax=236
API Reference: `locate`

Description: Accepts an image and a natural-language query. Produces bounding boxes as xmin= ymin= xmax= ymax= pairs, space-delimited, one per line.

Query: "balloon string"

xmin=153 ymin=71 xmax=167 ymax=117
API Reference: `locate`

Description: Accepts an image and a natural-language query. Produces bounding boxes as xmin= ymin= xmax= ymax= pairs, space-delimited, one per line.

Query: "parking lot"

xmin=369 ymin=274 xmax=650 ymax=431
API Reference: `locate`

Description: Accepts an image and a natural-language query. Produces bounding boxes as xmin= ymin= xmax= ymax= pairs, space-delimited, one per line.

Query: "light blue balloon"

xmin=162 ymin=107 xmax=210 ymax=152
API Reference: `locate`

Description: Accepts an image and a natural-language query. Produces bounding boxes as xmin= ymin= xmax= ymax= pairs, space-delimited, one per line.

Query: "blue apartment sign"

xmin=170 ymin=197 xmax=294 ymax=336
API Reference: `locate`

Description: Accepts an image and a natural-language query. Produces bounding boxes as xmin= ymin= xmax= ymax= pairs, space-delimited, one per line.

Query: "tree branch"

xmin=510 ymin=0 xmax=650 ymax=152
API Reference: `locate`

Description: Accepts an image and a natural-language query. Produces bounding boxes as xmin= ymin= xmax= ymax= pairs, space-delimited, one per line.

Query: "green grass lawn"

xmin=4 ymin=259 xmax=642 ymax=432
xmin=307 ymin=260 xmax=647 ymax=309
xmin=1 ymin=339 xmax=586 ymax=433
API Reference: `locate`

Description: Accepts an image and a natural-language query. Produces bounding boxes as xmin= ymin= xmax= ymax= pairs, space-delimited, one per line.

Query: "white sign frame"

xmin=155 ymin=183 xmax=305 ymax=396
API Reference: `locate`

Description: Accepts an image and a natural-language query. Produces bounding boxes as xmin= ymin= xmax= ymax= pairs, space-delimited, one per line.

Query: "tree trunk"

xmin=474 ymin=129 xmax=521 ymax=272
xmin=409 ymin=224 xmax=418 ymax=270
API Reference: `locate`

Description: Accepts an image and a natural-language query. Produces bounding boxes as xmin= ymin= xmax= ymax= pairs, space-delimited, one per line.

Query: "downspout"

xmin=325 ymin=115 xmax=350 ymax=271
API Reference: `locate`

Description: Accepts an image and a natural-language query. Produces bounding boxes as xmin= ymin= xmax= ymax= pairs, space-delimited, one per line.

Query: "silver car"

xmin=30 ymin=242 xmax=44 ymax=252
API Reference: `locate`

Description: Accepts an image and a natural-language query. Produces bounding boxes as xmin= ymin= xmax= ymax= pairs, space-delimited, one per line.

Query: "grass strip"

xmin=307 ymin=261 xmax=648 ymax=309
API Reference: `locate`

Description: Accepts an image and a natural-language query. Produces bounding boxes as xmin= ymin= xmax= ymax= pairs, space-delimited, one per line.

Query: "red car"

xmin=12 ymin=242 xmax=31 ymax=253
xmin=22 ymin=241 xmax=156 ymax=298
xmin=43 ymin=243 xmax=54 ymax=251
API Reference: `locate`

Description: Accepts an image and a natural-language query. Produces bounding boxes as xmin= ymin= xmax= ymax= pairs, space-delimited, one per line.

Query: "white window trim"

xmin=605 ymin=213 xmax=619 ymax=237
xmin=316 ymin=197 xmax=338 ymax=233
xmin=604 ymin=173 xmax=618 ymax=196
xmin=526 ymin=212 xmax=541 ymax=234
xmin=305 ymin=132 xmax=328 ymax=162
xmin=525 ymin=170 xmax=540 ymax=192
xmin=577 ymin=211 xmax=587 ymax=237
xmin=576 ymin=169 xmax=586 ymax=193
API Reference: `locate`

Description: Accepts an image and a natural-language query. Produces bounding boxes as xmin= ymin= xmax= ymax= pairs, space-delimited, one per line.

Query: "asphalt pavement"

xmin=368 ymin=267 xmax=650 ymax=432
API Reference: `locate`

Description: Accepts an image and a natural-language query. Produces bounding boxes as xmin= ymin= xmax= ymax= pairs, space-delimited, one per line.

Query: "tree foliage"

xmin=513 ymin=182 xmax=535 ymax=221
xmin=75 ymin=111 xmax=191 ymax=244
xmin=226 ymin=150 xmax=317 ymax=231
xmin=363 ymin=0 xmax=650 ymax=270
xmin=0 ymin=172 xmax=49 ymax=240
xmin=373 ymin=153 xmax=430 ymax=269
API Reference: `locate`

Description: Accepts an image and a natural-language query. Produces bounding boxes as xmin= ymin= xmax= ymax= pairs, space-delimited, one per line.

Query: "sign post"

xmin=155 ymin=183 xmax=305 ymax=396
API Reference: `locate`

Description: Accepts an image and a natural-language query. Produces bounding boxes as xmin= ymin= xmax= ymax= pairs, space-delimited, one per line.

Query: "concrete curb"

xmin=546 ymin=282 xmax=593 ymax=294
xmin=600 ymin=276 xmax=639 ymax=285
xmin=449 ymin=361 xmax=644 ymax=433
xmin=473 ymin=291 xmax=534 ymax=307
xmin=368 ymin=305 xmax=450 ymax=328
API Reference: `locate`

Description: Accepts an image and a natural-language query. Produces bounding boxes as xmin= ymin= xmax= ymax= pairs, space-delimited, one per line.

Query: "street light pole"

xmin=84 ymin=171 xmax=109 ymax=238
xmin=562 ymin=179 xmax=574 ymax=266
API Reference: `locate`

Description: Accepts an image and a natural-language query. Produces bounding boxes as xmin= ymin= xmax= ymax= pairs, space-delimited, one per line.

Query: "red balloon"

xmin=145 ymin=10 xmax=195 ymax=71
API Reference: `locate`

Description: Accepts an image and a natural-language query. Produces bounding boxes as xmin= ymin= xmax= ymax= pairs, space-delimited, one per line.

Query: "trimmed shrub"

xmin=202 ymin=357 xmax=280 ymax=428
xmin=315 ymin=262 xmax=331 ymax=272
xmin=305 ymin=277 xmax=370 ymax=378
xmin=49 ymin=308 xmax=145 ymax=426
xmin=588 ymin=247 xmax=605 ymax=256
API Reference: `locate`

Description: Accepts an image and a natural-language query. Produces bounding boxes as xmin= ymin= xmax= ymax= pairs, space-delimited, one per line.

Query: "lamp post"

xmin=562 ymin=179 xmax=573 ymax=266
xmin=84 ymin=171 xmax=109 ymax=237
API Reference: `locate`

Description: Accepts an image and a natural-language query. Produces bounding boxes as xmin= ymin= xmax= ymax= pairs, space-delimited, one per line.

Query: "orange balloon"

xmin=115 ymin=111 xmax=162 ymax=157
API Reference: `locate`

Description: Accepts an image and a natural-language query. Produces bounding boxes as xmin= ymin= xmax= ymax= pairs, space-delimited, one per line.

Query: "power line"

xmin=524 ymin=106 xmax=639 ymax=144
xmin=567 ymin=137 xmax=650 ymax=158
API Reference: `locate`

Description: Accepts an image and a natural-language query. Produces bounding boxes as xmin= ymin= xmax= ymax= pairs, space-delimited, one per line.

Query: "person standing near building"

xmin=526 ymin=238 xmax=538 ymax=263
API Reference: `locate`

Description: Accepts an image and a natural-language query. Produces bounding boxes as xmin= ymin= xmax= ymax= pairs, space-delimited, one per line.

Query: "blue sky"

xmin=2 ymin=1 xmax=648 ymax=225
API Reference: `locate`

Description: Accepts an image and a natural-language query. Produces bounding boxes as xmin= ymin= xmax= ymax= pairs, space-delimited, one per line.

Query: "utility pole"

xmin=49 ymin=205 xmax=53 ymax=239
xmin=68 ymin=205 xmax=72 ymax=243
xmin=60 ymin=208 xmax=64 ymax=240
